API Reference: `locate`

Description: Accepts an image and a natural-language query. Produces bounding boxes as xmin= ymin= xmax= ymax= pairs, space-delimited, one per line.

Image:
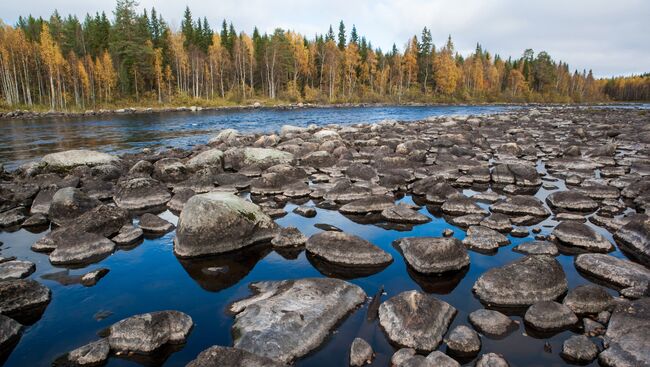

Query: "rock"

xmin=107 ymin=310 xmax=193 ymax=354
xmin=574 ymin=253 xmax=650 ymax=289
xmin=306 ymin=231 xmax=392 ymax=267
xmin=475 ymin=353 xmax=509 ymax=367
xmin=186 ymin=149 xmax=224 ymax=171
xmin=491 ymin=163 xmax=541 ymax=186
xmin=30 ymin=185 xmax=58 ymax=215
xmin=209 ymin=128 xmax=239 ymax=145
xmin=42 ymin=150 xmax=120 ymax=170
xmin=338 ymin=196 xmax=394 ymax=214
xmin=480 ymin=213 xmax=512 ymax=233
xmin=441 ymin=196 xmax=486 ymax=216
xmin=524 ymin=301 xmax=578 ymax=330
xmin=0 ymin=315 xmax=22 ymax=355
xmin=111 ymin=224 xmax=143 ymax=246
xmin=323 ymin=180 xmax=372 ymax=203
xmin=473 ymin=255 xmax=568 ymax=307
xmin=614 ymin=215 xmax=650 ymax=267
xmin=425 ymin=351 xmax=460 ymax=366
xmin=423 ymin=182 xmax=460 ymax=204
xmin=153 ymin=158 xmax=188 ymax=183
xmin=444 ymin=325 xmax=481 ymax=356
xmin=584 ymin=318 xmax=606 ymax=336
xmin=167 ymin=188 xmax=196 ymax=212
xmin=449 ymin=214 xmax=485 ymax=228
xmin=22 ymin=213 xmax=49 ymax=227
xmin=563 ymin=284 xmax=615 ymax=314
xmin=114 ymin=177 xmax=171 ymax=211
xmin=174 ymin=192 xmax=275 ymax=257
xmin=391 ymin=348 xmax=416 ymax=366
xmin=0 ymin=260 xmax=35 ymax=281
xmin=547 ymin=191 xmax=598 ymax=212
xmin=598 ymin=298 xmax=650 ymax=367
xmin=80 ymin=268 xmax=110 ymax=287
xmin=491 ymin=195 xmax=550 ymax=218
xmin=552 ymin=221 xmax=613 ymax=252
xmin=48 ymin=187 xmax=100 ymax=225
xmin=60 ymin=339 xmax=110 ymax=366
xmin=378 ymin=290 xmax=457 ymax=352
xmin=187 ymin=345 xmax=284 ymax=367
xmin=443 ymin=229 xmax=454 ymax=237
xmin=0 ymin=207 xmax=27 ymax=227
xmin=0 ymin=279 xmax=51 ymax=319
xmin=349 ymin=337 xmax=373 ymax=366
xmin=138 ymin=213 xmax=174 ymax=234
xmin=380 ymin=204 xmax=431 ymax=224
xmin=229 ymin=278 xmax=366 ymax=363
xmin=561 ymin=335 xmax=598 ymax=363
xmin=293 ymin=205 xmax=316 ymax=218
xmin=513 ymin=241 xmax=559 ymax=256
xmin=73 ymin=205 xmax=130 ymax=238
xmin=395 ymin=237 xmax=469 ymax=274
xmin=271 ymin=227 xmax=307 ymax=248
xmin=468 ymin=309 xmax=516 ymax=337
xmin=462 ymin=226 xmax=510 ymax=252
xmin=226 ymin=147 xmax=294 ymax=170
xmin=47 ymin=231 xmax=115 ymax=266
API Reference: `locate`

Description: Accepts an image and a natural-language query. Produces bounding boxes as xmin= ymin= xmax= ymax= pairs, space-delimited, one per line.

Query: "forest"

xmin=0 ymin=0 xmax=648 ymax=112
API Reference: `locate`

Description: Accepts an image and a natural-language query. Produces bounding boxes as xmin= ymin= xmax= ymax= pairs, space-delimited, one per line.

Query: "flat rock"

xmin=139 ymin=213 xmax=174 ymax=234
xmin=563 ymin=284 xmax=615 ymax=314
xmin=378 ymin=290 xmax=457 ymax=352
xmin=462 ymin=226 xmax=510 ymax=252
xmin=349 ymin=337 xmax=373 ymax=366
xmin=598 ymin=298 xmax=650 ymax=367
xmin=441 ymin=196 xmax=486 ymax=216
xmin=0 ymin=314 xmax=22 ymax=355
xmin=473 ymin=255 xmax=568 ymax=307
xmin=306 ymin=231 xmax=392 ymax=267
xmin=49 ymin=231 xmax=115 ymax=265
xmin=381 ymin=204 xmax=430 ymax=224
xmin=187 ymin=345 xmax=283 ymax=367
xmin=425 ymin=351 xmax=460 ymax=367
xmin=574 ymin=253 xmax=650 ymax=289
xmin=49 ymin=187 xmax=100 ymax=225
xmin=480 ymin=213 xmax=512 ymax=233
xmin=339 ymin=196 xmax=394 ymax=214
xmin=423 ymin=182 xmax=460 ymax=204
xmin=552 ymin=221 xmax=613 ymax=252
xmin=30 ymin=185 xmax=58 ymax=216
xmin=0 ymin=279 xmax=51 ymax=319
xmin=561 ymin=335 xmax=598 ymax=363
xmin=73 ymin=205 xmax=130 ymax=238
xmin=444 ymin=325 xmax=481 ymax=356
xmin=174 ymin=192 xmax=276 ymax=257
xmin=513 ymin=241 xmax=559 ymax=256
xmin=60 ymin=339 xmax=110 ymax=366
xmin=468 ymin=309 xmax=516 ymax=337
xmin=293 ymin=205 xmax=316 ymax=218
xmin=229 ymin=278 xmax=366 ymax=363
xmin=108 ymin=310 xmax=193 ymax=354
xmin=80 ymin=268 xmax=110 ymax=287
xmin=114 ymin=177 xmax=171 ymax=211
xmin=42 ymin=150 xmax=120 ymax=170
xmin=111 ymin=224 xmax=143 ymax=246
xmin=614 ymin=215 xmax=650 ymax=267
xmin=186 ymin=149 xmax=224 ymax=171
xmin=395 ymin=237 xmax=469 ymax=274
xmin=271 ymin=227 xmax=307 ymax=248
xmin=491 ymin=195 xmax=550 ymax=217
xmin=0 ymin=260 xmax=35 ymax=281
xmin=167 ymin=188 xmax=196 ymax=212
xmin=524 ymin=301 xmax=578 ymax=330
xmin=475 ymin=353 xmax=509 ymax=367
xmin=547 ymin=191 xmax=598 ymax=212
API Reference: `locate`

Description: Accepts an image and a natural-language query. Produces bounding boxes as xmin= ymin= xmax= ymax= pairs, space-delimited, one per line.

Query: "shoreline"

xmin=1 ymin=101 xmax=648 ymax=121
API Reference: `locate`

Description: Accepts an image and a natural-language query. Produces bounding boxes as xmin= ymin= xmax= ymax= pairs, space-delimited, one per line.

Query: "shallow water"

xmin=0 ymin=157 xmax=630 ymax=366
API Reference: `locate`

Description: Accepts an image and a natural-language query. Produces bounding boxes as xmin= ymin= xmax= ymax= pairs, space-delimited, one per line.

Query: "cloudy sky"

xmin=2 ymin=0 xmax=648 ymax=77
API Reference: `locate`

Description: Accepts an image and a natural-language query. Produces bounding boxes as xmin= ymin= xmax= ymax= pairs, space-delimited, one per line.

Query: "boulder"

xmin=59 ymin=339 xmax=110 ymax=366
xmin=153 ymin=158 xmax=188 ymax=183
xmin=0 ymin=279 xmax=51 ymax=319
xmin=425 ymin=351 xmax=460 ymax=367
xmin=107 ymin=310 xmax=193 ymax=354
xmin=339 ymin=196 xmax=395 ymax=214
xmin=114 ymin=177 xmax=171 ymax=211
xmin=0 ymin=315 xmax=22 ymax=355
xmin=391 ymin=348 xmax=416 ymax=366
xmin=30 ymin=185 xmax=58 ymax=216
xmin=209 ymin=128 xmax=239 ymax=145
xmin=380 ymin=204 xmax=431 ymax=224
xmin=473 ymin=255 xmax=568 ymax=307
xmin=174 ymin=192 xmax=276 ymax=257
xmin=49 ymin=187 xmax=100 ymax=225
xmin=111 ymin=224 xmax=143 ymax=246
xmin=378 ymin=290 xmax=457 ymax=352
xmin=552 ymin=221 xmax=613 ymax=252
xmin=187 ymin=346 xmax=284 ymax=367
xmin=546 ymin=191 xmax=598 ymax=212
xmin=349 ymin=337 xmax=374 ymax=366
xmin=395 ymin=237 xmax=469 ymax=274
xmin=491 ymin=163 xmax=541 ymax=187
xmin=444 ymin=325 xmax=481 ymax=356
xmin=468 ymin=309 xmax=516 ymax=337
xmin=42 ymin=150 xmax=120 ymax=171
xmin=513 ymin=241 xmax=559 ymax=256
xmin=561 ymin=335 xmax=598 ymax=363
xmin=574 ymin=253 xmax=650 ymax=289
xmin=229 ymin=278 xmax=366 ymax=363
xmin=491 ymin=195 xmax=550 ymax=217
xmin=563 ymin=284 xmax=615 ymax=314
xmin=524 ymin=301 xmax=578 ymax=330
xmin=306 ymin=231 xmax=392 ymax=267
xmin=167 ymin=188 xmax=196 ymax=212
xmin=614 ymin=215 xmax=650 ymax=267
xmin=225 ymin=148 xmax=294 ymax=170
xmin=138 ymin=213 xmax=174 ymax=234
xmin=0 ymin=207 xmax=27 ymax=227
xmin=441 ymin=196 xmax=486 ymax=216
xmin=598 ymin=298 xmax=650 ymax=367
xmin=475 ymin=353 xmax=509 ymax=367
xmin=186 ymin=149 xmax=224 ymax=171
xmin=462 ymin=226 xmax=510 ymax=252
xmin=74 ymin=204 xmax=130 ymax=238
xmin=271 ymin=227 xmax=307 ymax=248
xmin=49 ymin=231 xmax=115 ymax=265
xmin=0 ymin=260 xmax=35 ymax=281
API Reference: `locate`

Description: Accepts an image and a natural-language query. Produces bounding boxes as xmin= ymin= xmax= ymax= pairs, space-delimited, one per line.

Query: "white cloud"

xmin=2 ymin=0 xmax=648 ymax=77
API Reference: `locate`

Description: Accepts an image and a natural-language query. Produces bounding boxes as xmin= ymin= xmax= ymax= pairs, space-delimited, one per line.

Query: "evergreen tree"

xmin=337 ymin=21 xmax=346 ymax=50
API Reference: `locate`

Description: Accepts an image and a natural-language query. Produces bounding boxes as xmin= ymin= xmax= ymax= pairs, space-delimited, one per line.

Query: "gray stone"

xmin=63 ymin=339 xmax=110 ymax=366
xmin=293 ymin=205 xmax=316 ymax=218
xmin=561 ymin=335 xmax=598 ymax=363
xmin=30 ymin=185 xmax=58 ymax=216
xmin=391 ymin=348 xmax=416 ymax=366
xmin=598 ymin=298 xmax=650 ymax=367
xmin=480 ymin=214 xmax=512 ymax=233
xmin=186 ymin=149 xmax=224 ymax=171
xmin=547 ymin=191 xmax=598 ymax=212
xmin=108 ymin=310 xmax=193 ymax=354
xmin=552 ymin=221 xmax=613 ymax=252
xmin=444 ymin=325 xmax=481 ymax=356
xmin=349 ymin=337 xmax=373 ymax=366
xmin=167 ymin=188 xmax=196 ymax=212
xmin=473 ymin=255 xmax=568 ymax=307
xmin=0 ymin=260 xmax=35 ymax=281
xmin=49 ymin=232 xmax=115 ymax=266
xmin=381 ymin=204 xmax=431 ymax=224
xmin=187 ymin=346 xmax=284 ymax=367
xmin=513 ymin=241 xmax=559 ymax=256
xmin=378 ymin=290 xmax=457 ymax=352
xmin=139 ymin=213 xmax=174 ymax=234
xmin=491 ymin=195 xmax=550 ymax=217
xmin=475 ymin=353 xmax=509 ymax=367
xmin=563 ymin=284 xmax=615 ymax=314
xmin=80 ymin=268 xmax=110 ymax=287
xmin=174 ymin=192 xmax=276 ymax=257
xmin=229 ymin=278 xmax=366 ymax=364
xmin=338 ymin=196 xmax=395 ymax=214
xmin=395 ymin=237 xmax=469 ymax=274
xmin=468 ymin=309 xmax=516 ymax=337
xmin=73 ymin=204 xmax=130 ymax=238
xmin=225 ymin=147 xmax=294 ymax=170
xmin=0 ymin=279 xmax=51 ymax=318
xmin=306 ymin=231 xmax=392 ymax=267
xmin=22 ymin=213 xmax=48 ymax=227
xmin=425 ymin=351 xmax=460 ymax=367
xmin=153 ymin=158 xmax=188 ymax=183
xmin=574 ymin=253 xmax=650 ymax=289
xmin=0 ymin=315 xmax=22 ymax=355
xmin=271 ymin=227 xmax=307 ymax=248
xmin=42 ymin=150 xmax=120 ymax=170
xmin=441 ymin=196 xmax=487 ymax=216
xmin=423 ymin=183 xmax=460 ymax=205
xmin=114 ymin=177 xmax=171 ymax=211
xmin=524 ymin=301 xmax=578 ymax=330
xmin=48 ymin=187 xmax=100 ymax=225
xmin=614 ymin=215 xmax=650 ymax=267
xmin=462 ymin=226 xmax=510 ymax=252
xmin=111 ymin=224 xmax=143 ymax=246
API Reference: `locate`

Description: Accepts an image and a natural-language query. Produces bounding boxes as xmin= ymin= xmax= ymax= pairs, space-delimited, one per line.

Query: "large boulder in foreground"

xmin=229 ymin=278 xmax=366 ymax=364
xmin=305 ymin=231 xmax=392 ymax=267
xmin=473 ymin=255 xmax=568 ymax=307
xmin=174 ymin=192 xmax=276 ymax=257
xmin=614 ymin=214 xmax=650 ymax=267
xmin=598 ymin=298 xmax=650 ymax=367
xmin=378 ymin=290 xmax=457 ymax=352
xmin=395 ymin=237 xmax=469 ymax=274
xmin=107 ymin=310 xmax=193 ymax=354
xmin=42 ymin=150 xmax=120 ymax=171
xmin=187 ymin=346 xmax=283 ymax=367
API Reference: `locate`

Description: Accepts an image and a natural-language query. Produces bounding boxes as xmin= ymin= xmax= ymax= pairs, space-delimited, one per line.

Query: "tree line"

xmin=0 ymin=0 xmax=648 ymax=111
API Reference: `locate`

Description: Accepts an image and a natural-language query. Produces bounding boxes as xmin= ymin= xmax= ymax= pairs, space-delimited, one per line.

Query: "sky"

xmin=2 ymin=0 xmax=649 ymax=78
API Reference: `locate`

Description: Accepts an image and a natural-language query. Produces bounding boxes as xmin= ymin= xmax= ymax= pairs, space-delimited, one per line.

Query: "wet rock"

xmin=0 ymin=279 xmax=51 ymax=320
xmin=614 ymin=215 xmax=650 ymax=267
xmin=552 ymin=221 xmax=613 ymax=252
xmin=114 ymin=177 xmax=171 ymax=211
xmin=186 ymin=149 xmax=224 ymax=171
xmin=468 ymin=309 xmax=516 ymax=337
xmin=306 ymin=231 xmax=392 ymax=267
xmin=174 ymin=192 xmax=275 ymax=257
xmin=563 ymin=284 xmax=615 ymax=314
xmin=0 ymin=207 xmax=27 ymax=227
xmin=293 ymin=205 xmax=316 ymax=218
xmin=30 ymin=185 xmax=58 ymax=215
xmin=395 ymin=237 xmax=469 ymax=274
xmin=49 ymin=231 xmax=115 ymax=266
xmin=462 ymin=226 xmax=510 ymax=252
xmin=391 ymin=348 xmax=416 ymax=366
xmin=378 ymin=290 xmax=457 ymax=352
xmin=338 ymin=196 xmax=394 ymax=214
xmin=480 ymin=214 xmax=512 ymax=233
xmin=547 ymin=191 xmax=598 ymax=212
xmin=271 ymin=227 xmax=307 ymax=248
xmin=22 ymin=213 xmax=49 ymax=227
xmin=0 ymin=260 xmax=35 ymax=281
xmin=187 ymin=345 xmax=284 ymax=367
xmin=107 ymin=310 xmax=193 ymax=354
xmin=598 ymin=298 xmax=650 ymax=367
xmin=473 ymin=255 xmax=568 ymax=307
xmin=574 ymin=253 xmax=650 ymax=289
xmin=380 ymin=204 xmax=430 ymax=224
xmin=139 ymin=213 xmax=174 ymax=234
xmin=449 ymin=214 xmax=485 ymax=228
xmin=475 ymin=353 xmax=509 ymax=367
xmin=0 ymin=315 xmax=22 ymax=356
xmin=443 ymin=229 xmax=454 ymax=237
xmin=42 ymin=150 xmax=120 ymax=171
xmin=444 ymin=325 xmax=481 ymax=356
xmin=441 ymin=196 xmax=486 ymax=216
xmin=80 ymin=268 xmax=110 ymax=287
xmin=111 ymin=224 xmax=143 ymax=246
xmin=167 ymin=188 xmax=196 ymax=212
xmin=513 ymin=241 xmax=559 ymax=256
xmin=561 ymin=335 xmax=598 ymax=363
xmin=59 ymin=339 xmax=110 ymax=366
xmin=524 ymin=301 xmax=578 ymax=330
xmin=349 ymin=337 xmax=373 ymax=366
xmin=491 ymin=195 xmax=550 ymax=217
xmin=229 ymin=278 xmax=366 ymax=363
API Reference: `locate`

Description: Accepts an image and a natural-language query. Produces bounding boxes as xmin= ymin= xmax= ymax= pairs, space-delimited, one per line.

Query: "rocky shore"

xmin=0 ymin=106 xmax=649 ymax=366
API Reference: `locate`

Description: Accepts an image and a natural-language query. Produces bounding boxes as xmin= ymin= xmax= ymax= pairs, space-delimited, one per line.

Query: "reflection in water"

xmin=307 ymin=253 xmax=390 ymax=280
xmin=405 ymin=265 xmax=469 ymax=295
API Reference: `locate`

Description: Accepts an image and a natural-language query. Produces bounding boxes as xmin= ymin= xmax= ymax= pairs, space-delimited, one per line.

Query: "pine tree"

xmin=337 ymin=21 xmax=346 ymax=50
